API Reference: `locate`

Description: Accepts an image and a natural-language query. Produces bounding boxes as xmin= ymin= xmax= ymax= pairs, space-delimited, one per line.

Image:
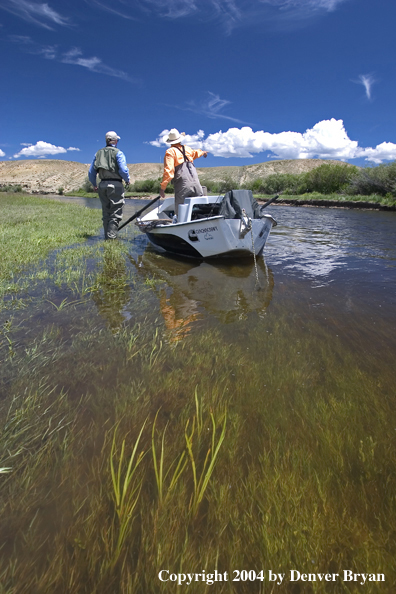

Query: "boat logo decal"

xmin=204 ymin=233 xmax=214 ymax=241
xmin=188 ymin=229 xmax=199 ymax=242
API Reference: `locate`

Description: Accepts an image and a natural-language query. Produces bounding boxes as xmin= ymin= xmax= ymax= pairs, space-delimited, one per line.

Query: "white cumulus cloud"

xmin=150 ymin=119 xmax=396 ymax=163
xmin=0 ymin=149 xmax=6 ymax=157
xmin=13 ymin=141 xmax=80 ymax=159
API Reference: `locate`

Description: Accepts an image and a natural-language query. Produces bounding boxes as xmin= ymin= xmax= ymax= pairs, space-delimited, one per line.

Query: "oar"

xmin=260 ymin=193 xmax=280 ymax=210
xmin=118 ymin=195 xmax=161 ymax=231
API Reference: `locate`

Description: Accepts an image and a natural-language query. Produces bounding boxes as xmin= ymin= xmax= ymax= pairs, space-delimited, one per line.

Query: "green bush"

xmin=131 ymin=178 xmax=160 ymax=193
xmin=199 ymin=178 xmax=222 ymax=194
xmin=80 ymin=177 xmax=96 ymax=193
xmin=199 ymin=176 xmax=240 ymax=194
xmin=241 ymin=164 xmax=360 ymax=196
xmin=243 ymin=173 xmax=305 ymax=195
xmin=349 ymin=162 xmax=396 ymax=196
xmin=0 ymin=184 xmax=23 ymax=193
xmin=303 ymin=163 xmax=359 ymax=194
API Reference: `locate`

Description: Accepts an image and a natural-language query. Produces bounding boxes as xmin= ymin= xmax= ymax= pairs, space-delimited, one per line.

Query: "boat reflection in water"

xmin=129 ymin=248 xmax=274 ymax=342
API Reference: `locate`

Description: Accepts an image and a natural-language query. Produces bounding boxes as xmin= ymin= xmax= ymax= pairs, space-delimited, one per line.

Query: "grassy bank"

xmin=65 ymin=189 xmax=152 ymax=199
xmin=257 ymin=192 xmax=396 ymax=209
xmin=66 ymin=188 xmax=396 ymax=208
xmin=0 ymin=193 xmax=101 ymax=303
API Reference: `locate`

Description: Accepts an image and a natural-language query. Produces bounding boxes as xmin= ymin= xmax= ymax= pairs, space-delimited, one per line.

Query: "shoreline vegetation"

xmin=2 ymin=161 xmax=396 ymax=209
xmin=67 ymin=190 xmax=396 ymax=210
xmin=70 ymin=160 xmax=396 ymax=209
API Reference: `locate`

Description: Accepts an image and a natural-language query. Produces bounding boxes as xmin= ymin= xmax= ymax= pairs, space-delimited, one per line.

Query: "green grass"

xmin=0 ymin=193 xmax=101 ymax=302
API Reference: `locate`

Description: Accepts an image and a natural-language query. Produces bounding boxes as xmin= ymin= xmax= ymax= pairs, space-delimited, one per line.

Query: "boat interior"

xmin=156 ymin=196 xmax=223 ymax=224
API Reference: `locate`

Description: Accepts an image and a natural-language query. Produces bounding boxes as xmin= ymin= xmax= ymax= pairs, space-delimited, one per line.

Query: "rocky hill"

xmin=0 ymin=158 xmax=351 ymax=194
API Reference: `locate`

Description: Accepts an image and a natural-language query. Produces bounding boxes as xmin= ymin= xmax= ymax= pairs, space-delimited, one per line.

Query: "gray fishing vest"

xmin=94 ymin=146 xmax=122 ymax=180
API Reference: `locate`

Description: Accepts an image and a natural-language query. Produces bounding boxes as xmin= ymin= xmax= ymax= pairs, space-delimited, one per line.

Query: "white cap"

xmin=105 ymin=131 xmax=120 ymax=142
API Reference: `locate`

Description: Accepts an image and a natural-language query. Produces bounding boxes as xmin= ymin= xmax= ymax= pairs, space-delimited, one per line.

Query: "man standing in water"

xmin=159 ymin=129 xmax=207 ymax=219
xmin=89 ymin=131 xmax=130 ymax=240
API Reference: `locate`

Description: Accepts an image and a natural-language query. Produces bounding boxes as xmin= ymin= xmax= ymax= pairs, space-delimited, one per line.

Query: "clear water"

xmin=1 ymin=198 xmax=396 ymax=592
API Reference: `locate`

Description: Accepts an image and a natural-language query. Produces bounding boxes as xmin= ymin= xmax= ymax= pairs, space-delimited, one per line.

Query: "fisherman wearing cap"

xmin=89 ymin=131 xmax=130 ymax=240
xmin=160 ymin=129 xmax=207 ymax=219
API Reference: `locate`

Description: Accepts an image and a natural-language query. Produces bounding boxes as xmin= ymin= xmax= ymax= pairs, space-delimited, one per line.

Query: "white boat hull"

xmin=136 ymin=195 xmax=276 ymax=259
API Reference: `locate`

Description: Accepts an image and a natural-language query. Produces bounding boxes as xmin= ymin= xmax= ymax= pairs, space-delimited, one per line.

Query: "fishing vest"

xmin=94 ymin=146 xmax=122 ymax=180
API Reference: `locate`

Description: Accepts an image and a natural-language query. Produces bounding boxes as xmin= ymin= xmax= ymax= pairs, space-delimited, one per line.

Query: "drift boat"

xmin=135 ymin=190 xmax=277 ymax=259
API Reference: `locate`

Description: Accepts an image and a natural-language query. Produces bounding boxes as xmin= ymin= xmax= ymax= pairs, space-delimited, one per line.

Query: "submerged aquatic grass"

xmin=1 ymin=301 xmax=395 ymax=592
xmin=0 ymin=196 xmax=395 ymax=592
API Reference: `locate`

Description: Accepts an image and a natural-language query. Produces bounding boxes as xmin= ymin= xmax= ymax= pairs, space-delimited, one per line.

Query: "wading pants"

xmin=98 ymin=180 xmax=125 ymax=239
xmin=173 ymin=161 xmax=203 ymax=216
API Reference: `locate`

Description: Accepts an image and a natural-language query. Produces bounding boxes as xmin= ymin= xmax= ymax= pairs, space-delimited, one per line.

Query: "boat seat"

xmin=183 ymin=196 xmax=222 ymax=222
xmin=191 ymin=203 xmax=221 ymax=219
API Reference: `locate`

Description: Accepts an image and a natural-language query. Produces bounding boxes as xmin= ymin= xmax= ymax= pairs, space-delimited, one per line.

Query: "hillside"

xmin=0 ymin=158 xmax=351 ymax=195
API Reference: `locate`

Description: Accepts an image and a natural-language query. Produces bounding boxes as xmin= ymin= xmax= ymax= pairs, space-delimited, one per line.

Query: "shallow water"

xmin=1 ymin=199 xmax=396 ymax=592
xmin=124 ymin=202 xmax=396 ymax=357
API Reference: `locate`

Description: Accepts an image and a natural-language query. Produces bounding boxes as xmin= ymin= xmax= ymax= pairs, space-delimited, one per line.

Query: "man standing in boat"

xmin=159 ymin=129 xmax=207 ymax=218
xmin=89 ymin=131 xmax=130 ymax=240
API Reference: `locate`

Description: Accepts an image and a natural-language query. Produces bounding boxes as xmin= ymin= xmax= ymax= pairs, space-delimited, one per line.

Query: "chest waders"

xmin=173 ymin=145 xmax=203 ymax=215
xmin=94 ymin=146 xmax=125 ymax=240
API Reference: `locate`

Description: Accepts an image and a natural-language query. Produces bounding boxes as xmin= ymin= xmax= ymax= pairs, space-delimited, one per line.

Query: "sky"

xmin=1 ymin=0 xmax=396 ymax=168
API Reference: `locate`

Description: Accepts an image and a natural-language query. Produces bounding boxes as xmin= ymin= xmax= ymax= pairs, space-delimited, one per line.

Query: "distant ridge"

xmin=0 ymin=158 xmax=351 ymax=194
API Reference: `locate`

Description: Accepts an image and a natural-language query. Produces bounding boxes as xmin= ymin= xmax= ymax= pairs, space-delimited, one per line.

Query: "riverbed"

xmin=1 ymin=199 xmax=395 ymax=593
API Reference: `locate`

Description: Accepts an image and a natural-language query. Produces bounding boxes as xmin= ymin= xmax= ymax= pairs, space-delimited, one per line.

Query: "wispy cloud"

xmin=353 ymin=73 xmax=376 ymax=100
xmin=137 ymin=0 xmax=199 ymax=19
xmin=85 ymin=0 xmax=351 ymax=32
xmin=0 ymin=0 xmax=71 ymax=30
xmin=85 ymin=0 xmax=137 ymax=21
xmin=61 ymin=48 xmax=136 ymax=82
xmin=150 ymin=119 xmax=396 ymax=163
xmin=9 ymin=36 xmax=138 ymax=83
xmin=167 ymin=92 xmax=248 ymax=124
xmin=13 ymin=141 xmax=80 ymax=159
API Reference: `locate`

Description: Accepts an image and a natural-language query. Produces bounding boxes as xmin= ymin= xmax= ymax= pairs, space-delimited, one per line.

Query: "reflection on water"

xmin=265 ymin=205 xmax=396 ymax=287
xmin=128 ymin=250 xmax=274 ymax=340
xmin=92 ymin=248 xmax=131 ymax=333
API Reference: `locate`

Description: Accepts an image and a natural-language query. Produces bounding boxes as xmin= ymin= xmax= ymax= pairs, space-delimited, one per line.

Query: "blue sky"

xmin=1 ymin=0 xmax=396 ymax=167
